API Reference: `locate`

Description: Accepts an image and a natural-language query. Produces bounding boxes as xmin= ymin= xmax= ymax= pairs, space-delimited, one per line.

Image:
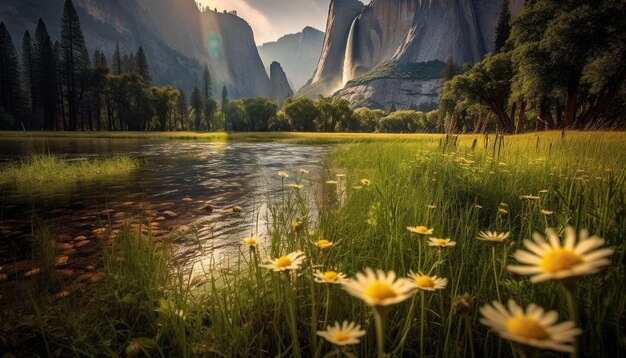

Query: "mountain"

xmin=257 ymin=26 xmax=324 ymax=92
xmin=298 ymin=0 xmax=524 ymax=110
xmin=269 ymin=62 xmax=293 ymax=105
xmin=0 ymin=0 xmax=278 ymax=99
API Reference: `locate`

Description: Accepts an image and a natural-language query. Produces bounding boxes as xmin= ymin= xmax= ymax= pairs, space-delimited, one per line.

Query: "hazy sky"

xmin=201 ymin=0 xmax=331 ymax=44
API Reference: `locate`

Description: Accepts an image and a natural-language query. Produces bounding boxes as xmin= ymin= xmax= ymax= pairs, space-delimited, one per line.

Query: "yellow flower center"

xmin=317 ymin=239 xmax=331 ymax=248
xmin=364 ymin=281 xmax=397 ymax=302
xmin=275 ymin=256 xmax=292 ymax=268
xmin=415 ymin=276 xmax=435 ymax=288
xmin=323 ymin=271 xmax=339 ymax=281
xmin=245 ymin=238 xmax=256 ymax=246
xmin=506 ymin=316 xmax=550 ymax=340
xmin=540 ymin=248 xmax=583 ymax=273
xmin=331 ymin=331 xmax=350 ymax=342
xmin=416 ymin=226 xmax=429 ymax=233
xmin=435 ymin=239 xmax=448 ymax=246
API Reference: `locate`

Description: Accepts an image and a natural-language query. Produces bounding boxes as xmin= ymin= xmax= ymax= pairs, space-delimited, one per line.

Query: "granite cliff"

xmin=258 ymin=26 xmax=324 ymax=92
xmin=298 ymin=0 xmax=523 ymax=110
xmin=0 ymin=0 xmax=278 ymax=99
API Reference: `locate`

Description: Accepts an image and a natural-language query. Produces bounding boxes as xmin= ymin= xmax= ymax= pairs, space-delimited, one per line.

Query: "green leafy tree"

xmin=224 ymin=100 xmax=247 ymax=131
xmin=242 ymin=97 xmax=277 ymax=131
xmin=151 ymin=86 xmax=178 ymax=131
xmin=282 ymin=96 xmax=319 ymax=131
xmin=354 ymin=107 xmax=385 ymax=132
xmin=176 ymin=88 xmax=187 ymax=130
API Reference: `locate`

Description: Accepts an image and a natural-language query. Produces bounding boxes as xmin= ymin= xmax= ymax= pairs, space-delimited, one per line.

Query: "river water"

xmin=0 ymin=138 xmax=329 ymax=282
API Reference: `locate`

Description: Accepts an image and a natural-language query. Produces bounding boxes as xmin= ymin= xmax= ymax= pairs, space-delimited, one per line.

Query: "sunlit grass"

xmin=2 ymin=131 xmax=625 ymax=356
xmin=0 ymin=154 xmax=138 ymax=186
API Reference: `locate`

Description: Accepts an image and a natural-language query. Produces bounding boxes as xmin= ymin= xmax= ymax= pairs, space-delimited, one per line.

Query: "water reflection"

xmin=0 ymin=138 xmax=328 ymax=278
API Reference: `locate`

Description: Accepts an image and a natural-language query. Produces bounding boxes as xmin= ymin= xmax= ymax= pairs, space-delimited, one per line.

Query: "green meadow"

xmin=1 ymin=131 xmax=625 ymax=357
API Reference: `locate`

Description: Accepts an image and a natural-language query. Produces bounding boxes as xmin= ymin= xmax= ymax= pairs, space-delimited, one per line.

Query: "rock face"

xmin=1 ymin=0 xmax=271 ymax=98
xmin=298 ymin=0 xmax=523 ymax=110
xmin=269 ymin=62 xmax=294 ymax=104
xmin=258 ymin=26 xmax=325 ymax=92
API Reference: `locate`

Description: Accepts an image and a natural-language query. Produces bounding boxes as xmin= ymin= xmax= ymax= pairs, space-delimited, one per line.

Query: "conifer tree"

xmin=0 ymin=22 xmax=23 ymax=129
xmin=202 ymin=64 xmax=212 ymax=99
xmin=22 ymin=31 xmax=36 ymax=123
xmin=135 ymin=46 xmax=151 ymax=82
xmin=441 ymin=57 xmax=456 ymax=81
xmin=221 ymin=85 xmax=229 ymax=110
xmin=495 ymin=0 xmax=511 ymax=52
xmin=61 ymin=0 xmax=90 ymax=130
xmin=112 ymin=41 xmax=122 ymax=75
xmin=34 ymin=19 xmax=59 ymax=130
xmin=191 ymin=86 xmax=203 ymax=131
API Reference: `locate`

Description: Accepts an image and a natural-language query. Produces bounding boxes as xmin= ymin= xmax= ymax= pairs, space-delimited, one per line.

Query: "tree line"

xmin=439 ymin=0 xmax=626 ymax=133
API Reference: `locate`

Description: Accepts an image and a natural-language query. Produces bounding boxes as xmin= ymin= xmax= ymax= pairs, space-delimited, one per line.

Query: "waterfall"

xmin=342 ymin=17 xmax=358 ymax=85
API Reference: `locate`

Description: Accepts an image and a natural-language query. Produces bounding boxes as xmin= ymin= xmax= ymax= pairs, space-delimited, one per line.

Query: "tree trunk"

xmin=516 ymin=100 xmax=526 ymax=134
xmin=563 ymin=76 xmax=580 ymax=127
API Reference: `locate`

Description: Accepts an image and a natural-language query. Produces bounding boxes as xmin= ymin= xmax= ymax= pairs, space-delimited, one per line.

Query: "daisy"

xmin=231 ymin=205 xmax=242 ymax=213
xmin=342 ymin=268 xmax=416 ymax=307
xmin=299 ymin=169 xmax=309 ymax=174
xmin=259 ymin=251 xmax=306 ymax=272
xmin=278 ymin=171 xmax=289 ymax=178
xmin=520 ymin=195 xmax=541 ymax=201
xmin=426 ymin=204 xmax=437 ymax=209
xmin=352 ymin=185 xmax=363 ymax=190
xmin=242 ymin=236 xmax=257 ymax=248
xmin=314 ymin=270 xmax=347 ymax=284
xmin=407 ymin=226 xmax=434 ymax=235
xmin=360 ymin=178 xmax=371 ymax=186
xmin=480 ymin=300 xmax=582 ymax=353
xmin=288 ymin=183 xmax=304 ymax=190
xmin=540 ymin=209 xmax=554 ymax=216
xmin=317 ymin=321 xmax=366 ymax=346
xmin=498 ymin=208 xmax=509 ymax=215
xmin=314 ymin=239 xmax=333 ymax=250
xmin=428 ymin=237 xmax=456 ymax=248
xmin=477 ymin=230 xmax=510 ymax=244
xmin=507 ymin=226 xmax=614 ymax=283
xmin=326 ymin=180 xmax=338 ymax=185
xmin=408 ymin=272 xmax=447 ymax=291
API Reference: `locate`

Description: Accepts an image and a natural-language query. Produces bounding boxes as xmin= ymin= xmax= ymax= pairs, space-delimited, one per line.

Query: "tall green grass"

xmin=2 ymin=131 xmax=624 ymax=357
xmin=0 ymin=154 xmax=138 ymax=186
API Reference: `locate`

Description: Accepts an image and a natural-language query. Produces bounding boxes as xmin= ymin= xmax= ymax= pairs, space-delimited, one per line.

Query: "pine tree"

xmin=202 ymin=64 xmax=212 ymax=99
xmin=495 ymin=0 xmax=511 ymax=52
xmin=93 ymin=49 xmax=108 ymax=69
xmin=34 ymin=19 xmax=59 ymax=130
xmin=191 ymin=86 xmax=203 ymax=131
xmin=0 ymin=22 xmax=23 ymax=129
xmin=221 ymin=85 xmax=229 ymax=109
xmin=61 ymin=0 xmax=90 ymax=130
xmin=112 ymin=41 xmax=122 ymax=75
xmin=135 ymin=46 xmax=151 ymax=82
xmin=22 ymin=31 xmax=36 ymax=124
xmin=441 ymin=57 xmax=456 ymax=81
xmin=54 ymin=40 xmax=67 ymax=129
xmin=176 ymin=88 xmax=187 ymax=130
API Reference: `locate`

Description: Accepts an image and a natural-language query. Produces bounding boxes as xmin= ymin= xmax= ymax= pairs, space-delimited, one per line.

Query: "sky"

xmin=198 ymin=0 xmax=331 ymax=44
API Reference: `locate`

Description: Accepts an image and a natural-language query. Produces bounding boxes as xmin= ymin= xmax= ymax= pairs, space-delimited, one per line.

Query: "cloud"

xmin=204 ymin=0 xmax=329 ymax=44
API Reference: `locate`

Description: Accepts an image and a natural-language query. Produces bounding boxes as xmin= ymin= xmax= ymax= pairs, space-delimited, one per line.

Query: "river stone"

xmin=55 ymin=242 xmax=73 ymax=250
xmin=62 ymin=248 xmax=78 ymax=255
xmin=73 ymin=235 xmax=87 ymax=241
xmin=51 ymin=290 xmax=71 ymax=301
xmin=181 ymin=197 xmax=193 ymax=202
xmin=77 ymin=272 xmax=95 ymax=282
xmin=56 ymin=269 xmax=74 ymax=278
xmin=24 ymin=268 xmax=41 ymax=277
xmin=74 ymin=240 xmax=92 ymax=248
xmin=88 ymin=272 xmax=106 ymax=283
xmin=163 ymin=211 xmax=178 ymax=217
xmin=54 ymin=255 xmax=69 ymax=266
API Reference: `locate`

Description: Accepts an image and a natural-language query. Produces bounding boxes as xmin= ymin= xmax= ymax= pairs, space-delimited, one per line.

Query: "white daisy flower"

xmin=507 ymin=226 xmax=614 ymax=282
xmin=259 ymin=251 xmax=306 ymax=272
xmin=480 ymin=300 xmax=582 ymax=353
xmin=317 ymin=321 xmax=366 ymax=346
xmin=342 ymin=268 xmax=417 ymax=307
